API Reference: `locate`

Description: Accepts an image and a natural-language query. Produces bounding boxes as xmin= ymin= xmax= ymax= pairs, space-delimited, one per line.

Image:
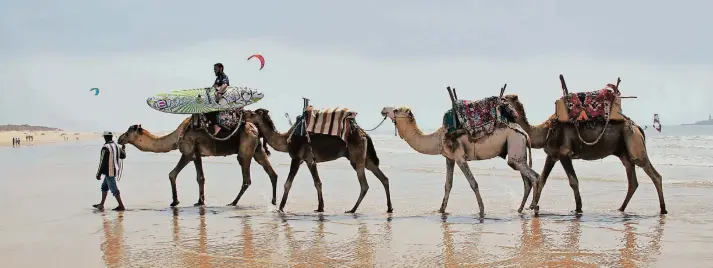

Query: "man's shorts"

xmin=101 ymin=176 xmax=120 ymax=196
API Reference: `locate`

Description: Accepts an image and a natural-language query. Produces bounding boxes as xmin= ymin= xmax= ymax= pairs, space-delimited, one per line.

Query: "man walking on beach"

xmin=93 ymin=131 xmax=127 ymax=211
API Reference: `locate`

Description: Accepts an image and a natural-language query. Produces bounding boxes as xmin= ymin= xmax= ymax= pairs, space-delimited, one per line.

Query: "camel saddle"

xmin=189 ymin=109 xmax=245 ymax=139
xmin=443 ymin=96 xmax=518 ymax=140
xmin=555 ymin=84 xmax=625 ymax=123
xmin=290 ymin=106 xmax=357 ymax=141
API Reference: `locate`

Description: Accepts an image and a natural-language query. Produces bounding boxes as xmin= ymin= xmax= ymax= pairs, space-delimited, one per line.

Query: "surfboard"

xmin=146 ymin=86 xmax=264 ymax=114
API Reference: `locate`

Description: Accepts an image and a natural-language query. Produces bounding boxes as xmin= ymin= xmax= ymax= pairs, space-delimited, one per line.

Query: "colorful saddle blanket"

xmin=564 ymin=85 xmax=618 ymax=123
xmin=442 ymin=96 xmax=518 ymax=139
xmin=291 ymin=106 xmax=357 ymax=141
xmin=193 ymin=109 xmax=244 ymax=133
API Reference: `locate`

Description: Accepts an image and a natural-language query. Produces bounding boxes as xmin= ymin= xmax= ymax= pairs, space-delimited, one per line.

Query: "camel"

xmin=241 ymin=108 xmax=393 ymax=213
xmin=502 ymin=94 xmax=667 ymax=214
xmin=380 ymin=106 xmax=541 ymax=217
xmin=117 ymin=117 xmax=279 ymax=207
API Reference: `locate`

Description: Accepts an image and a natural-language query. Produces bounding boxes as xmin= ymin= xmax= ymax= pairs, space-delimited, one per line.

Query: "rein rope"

xmin=363 ymin=116 xmax=388 ymax=131
xmin=574 ymin=118 xmax=610 ymax=146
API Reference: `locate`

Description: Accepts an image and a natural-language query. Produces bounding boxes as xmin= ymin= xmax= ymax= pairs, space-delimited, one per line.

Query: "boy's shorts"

xmin=100 ymin=176 xmax=120 ymax=196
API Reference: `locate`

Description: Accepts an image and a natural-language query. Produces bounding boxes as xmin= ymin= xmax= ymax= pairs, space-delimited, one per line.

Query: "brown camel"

xmin=117 ymin=117 xmax=279 ymax=207
xmin=380 ymin=106 xmax=540 ymax=217
xmin=241 ymin=108 xmax=393 ymax=213
xmin=502 ymin=94 xmax=667 ymax=214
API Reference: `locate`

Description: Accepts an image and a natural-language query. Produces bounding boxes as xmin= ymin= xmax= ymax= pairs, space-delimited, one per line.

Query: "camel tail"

xmin=527 ymin=138 xmax=533 ymax=168
xmin=261 ymin=137 xmax=271 ymax=156
xmin=637 ymin=125 xmax=646 ymax=141
xmin=365 ymin=134 xmax=380 ymax=166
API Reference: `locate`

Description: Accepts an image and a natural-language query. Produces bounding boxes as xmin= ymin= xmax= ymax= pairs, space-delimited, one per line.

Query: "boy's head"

xmin=102 ymin=131 xmax=113 ymax=142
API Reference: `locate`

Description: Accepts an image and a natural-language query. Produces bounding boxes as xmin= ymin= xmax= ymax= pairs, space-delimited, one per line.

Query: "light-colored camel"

xmin=502 ymin=94 xmax=667 ymax=214
xmin=242 ymin=108 xmax=393 ymax=213
xmin=380 ymin=106 xmax=540 ymax=217
xmin=117 ymin=118 xmax=279 ymax=207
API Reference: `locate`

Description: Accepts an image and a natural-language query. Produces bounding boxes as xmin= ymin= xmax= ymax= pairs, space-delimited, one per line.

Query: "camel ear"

xmin=408 ymin=110 xmax=414 ymax=118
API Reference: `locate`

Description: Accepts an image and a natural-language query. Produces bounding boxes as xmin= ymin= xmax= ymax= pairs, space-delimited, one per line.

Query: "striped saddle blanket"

xmin=303 ymin=107 xmax=357 ymax=141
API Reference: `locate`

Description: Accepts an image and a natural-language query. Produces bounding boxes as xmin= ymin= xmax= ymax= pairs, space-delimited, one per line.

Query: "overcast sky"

xmin=1 ymin=0 xmax=711 ymax=132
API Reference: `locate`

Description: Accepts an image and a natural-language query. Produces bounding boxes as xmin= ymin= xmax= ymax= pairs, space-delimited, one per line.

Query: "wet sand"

xmin=1 ymin=133 xmax=713 ymax=267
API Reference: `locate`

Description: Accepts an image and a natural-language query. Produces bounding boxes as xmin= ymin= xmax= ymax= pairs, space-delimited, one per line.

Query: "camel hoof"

xmin=661 ymin=209 xmax=668 ymax=215
xmin=478 ymin=212 xmax=485 ymax=218
xmin=573 ymin=209 xmax=583 ymax=215
xmin=517 ymin=208 xmax=524 ymax=214
xmin=345 ymin=210 xmax=356 ymax=214
xmin=227 ymin=203 xmax=237 ymax=207
xmin=387 ymin=208 xmax=393 ymax=213
xmin=170 ymin=201 xmax=180 ymax=207
xmin=314 ymin=209 xmax=324 ymax=213
xmin=271 ymin=200 xmax=277 ymax=206
xmin=194 ymin=202 xmax=205 ymax=207
xmin=438 ymin=209 xmax=446 ymax=214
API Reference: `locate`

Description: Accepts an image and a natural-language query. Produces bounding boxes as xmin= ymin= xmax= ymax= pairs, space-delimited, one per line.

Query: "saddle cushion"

xmin=305 ymin=107 xmax=356 ymax=141
xmin=556 ymin=84 xmax=624 ymax=123
xmin=443 ymin=96 xmax=518 ymax=139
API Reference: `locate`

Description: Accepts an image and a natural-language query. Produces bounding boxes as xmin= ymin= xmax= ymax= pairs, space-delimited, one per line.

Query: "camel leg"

xmin=193 ymin=155 xmax=206 ymax=206
xmin=366 ymin=159 xmax=394 ymax=213
xmin=253 ymin=148 xmax=279 ymax=205
xmin=456 ymin=159 xmax=485 ymax=218
xmin=439 ymin=158 xmax=456 ymax=214
xmin=229 ymin=153 xmax=253 ymax=206
xmin=519 ymin=175 xmax=532 ymax=213
xmin=530 ymin=156 xmax=557 ymax=209
xmin=306 ymin=163 xmax=325 ymax=212
xmin=617 ymin=155 xmax=639 ymax=213
xmin=168 ymin=154 xmax=192 ymax=207
xmin=279 ymin=158 xmax=304 ymax=212
xmin=635 ymin=159 xmax=667 ymax=214
xmin=346 ymin=141 xmax=369 ymax=214
xmin=559 ymin=157 xmax=583 ymax=214
xmin=504 ymin=134 xmax=541 ymax=214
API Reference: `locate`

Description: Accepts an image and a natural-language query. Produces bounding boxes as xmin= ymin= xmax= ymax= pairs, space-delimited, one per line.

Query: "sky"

xmin=0 ymin=0 xmax=711 ymax=132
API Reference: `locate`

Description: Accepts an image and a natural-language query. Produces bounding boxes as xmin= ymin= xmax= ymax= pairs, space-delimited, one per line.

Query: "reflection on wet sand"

xmin=98 ymin=209 xmax=666 ymax=267
xmin=100 ymin=213 xmax=125 ymax=268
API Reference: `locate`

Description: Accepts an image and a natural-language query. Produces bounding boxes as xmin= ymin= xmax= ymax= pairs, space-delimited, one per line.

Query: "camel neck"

xmin=515 ymin=112 xmax=550 ymax=149
xmin=255 ymin=118 xmax=290 ymax=152
xmin=393 ymin=117 xmax=444 ymax=155
xmin=131 ymin=129 xmax=180 ymax=153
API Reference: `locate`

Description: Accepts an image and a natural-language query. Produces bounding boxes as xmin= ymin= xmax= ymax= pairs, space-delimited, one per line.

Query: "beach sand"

xmin=1 ymin=130 xmax=712 ymax=267
xmin=0 ymin=131 xmax=102 ymax=147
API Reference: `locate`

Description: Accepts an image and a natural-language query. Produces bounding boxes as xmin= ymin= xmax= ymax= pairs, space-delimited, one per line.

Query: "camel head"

xmin=502 ymin=94 xmax=526 ymax=119
xmin=117 ymin=124 xmax=144 ymax=145
xmin=380 ymin=106 xmax=414 ymax=123
xmin=243 ymin=108 xmax=277 ymax=131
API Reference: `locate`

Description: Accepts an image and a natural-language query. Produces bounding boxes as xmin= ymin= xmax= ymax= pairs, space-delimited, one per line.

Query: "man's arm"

xmin=119 ymin=145 xmax=126 ymax=159
xmin=96 ymin=147 xmax=108 ymax=178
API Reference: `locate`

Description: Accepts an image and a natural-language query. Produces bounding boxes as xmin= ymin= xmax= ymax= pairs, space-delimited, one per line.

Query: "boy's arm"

xmin=96 ymin=147 xmax=108 ymax=179
xmin=119 ymin=145 xmax=126 ymax=159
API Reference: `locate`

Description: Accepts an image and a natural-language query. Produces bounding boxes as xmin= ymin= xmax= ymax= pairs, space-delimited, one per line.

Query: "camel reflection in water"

xmin=438 ymin=215 xmax=666 ymax=267
xmin=99 ymin=210 xmax=665 ymax=267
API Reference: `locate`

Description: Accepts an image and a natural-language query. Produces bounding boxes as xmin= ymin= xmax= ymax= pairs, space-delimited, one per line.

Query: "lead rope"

xmin=363 ymin=116 xmax=388 ymax=131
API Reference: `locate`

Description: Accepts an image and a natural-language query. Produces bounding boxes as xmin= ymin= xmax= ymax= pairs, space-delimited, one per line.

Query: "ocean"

xmin=1 ymin=125 xmax=712 ymax=267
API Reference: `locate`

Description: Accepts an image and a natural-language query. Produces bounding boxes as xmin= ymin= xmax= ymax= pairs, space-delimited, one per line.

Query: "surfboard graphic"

xmin=146 ymin=86 xmax=264 ymax=114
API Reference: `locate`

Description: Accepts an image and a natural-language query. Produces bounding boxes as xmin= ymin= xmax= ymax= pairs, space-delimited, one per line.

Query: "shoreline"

xmin=0 ymin=131 xmax=102 ymax=147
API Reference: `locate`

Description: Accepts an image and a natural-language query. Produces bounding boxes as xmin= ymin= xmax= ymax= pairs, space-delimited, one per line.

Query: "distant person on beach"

xmin=93 ymin=131 xmax=127 ymax=211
